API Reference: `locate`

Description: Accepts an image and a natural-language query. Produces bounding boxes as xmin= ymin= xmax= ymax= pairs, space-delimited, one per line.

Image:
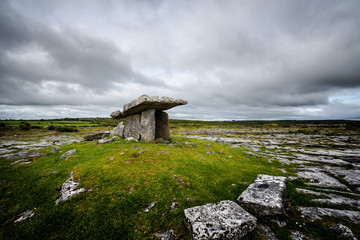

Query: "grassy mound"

xmin=0 ymin=137 xmax=283 ymax=239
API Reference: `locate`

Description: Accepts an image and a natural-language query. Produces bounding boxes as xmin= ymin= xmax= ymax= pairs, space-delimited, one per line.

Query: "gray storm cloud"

xmin=0 ymin=0 xmax=360 ymax=119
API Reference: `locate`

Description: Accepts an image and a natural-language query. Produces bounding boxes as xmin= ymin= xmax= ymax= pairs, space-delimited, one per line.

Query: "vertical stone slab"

xmin=140 ymin=109 xmax=156 ymax=142
xmin=124 ymin=114 xmax=141 ymax=140
xmin=155 ymin=111 xmax=170 ymax=141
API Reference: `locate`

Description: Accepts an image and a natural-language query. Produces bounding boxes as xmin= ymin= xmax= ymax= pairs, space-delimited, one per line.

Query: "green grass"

xmin=0 ymin=136 xmax=284 ymax=239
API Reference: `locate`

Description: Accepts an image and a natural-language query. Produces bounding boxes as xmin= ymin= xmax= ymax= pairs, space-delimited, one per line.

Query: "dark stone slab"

xmin=155 ymin=111 xmax=170 ymax=141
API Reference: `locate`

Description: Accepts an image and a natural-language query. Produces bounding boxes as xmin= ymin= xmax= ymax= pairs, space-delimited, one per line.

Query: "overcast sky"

xmin=1 ymin=0 xmax=360 ymax=120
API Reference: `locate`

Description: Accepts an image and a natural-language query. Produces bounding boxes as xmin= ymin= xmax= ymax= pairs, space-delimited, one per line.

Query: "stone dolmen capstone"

xmin=237 ymin=174 xmax=288 ymax=216
xmin=110 ymin=95 xmax=187 ymax=142
xmin=184 ymin=200 xmax=257 ymax=240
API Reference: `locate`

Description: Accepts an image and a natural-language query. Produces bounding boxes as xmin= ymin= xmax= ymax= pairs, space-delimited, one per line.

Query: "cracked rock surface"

xmin=184 ymin=200 xmax=257 ymax=240
xmin=237 ymin=174 xmax=288 ymax=216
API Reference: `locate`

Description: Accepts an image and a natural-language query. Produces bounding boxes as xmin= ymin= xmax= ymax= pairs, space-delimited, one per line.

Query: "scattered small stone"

xmin=107 ymin=157 xmax=114 ymax=161
xmin=257 ymin=224 xmax=278 ymax=240
xmin=205 ymin=144 xmax=210 ymax=146
xmin=125 ymin=137 xmax=138 ymax=142
xmin=137 ymin=151 xmax=144 ymax=155
xmin=157 ymin=151 xmax=169 ymax=155
xmin=185 ymin=142 xmax=197 ymax=147
xmin=97 ymin=138 xmax=114 ymax=144
xmin=272 ymin=220 xmax=287 ymax=228
xmin=184 ymin=200 xmax=257 ymax=239
xmin=205 ymin=150 xmax=214 ymax=154
xmin=51 ymin=147 xmax=59 ymax=153
xmin=143 ymin=201 xmax=157 ymax=212
xmin=170 ymin=198 xmax=180 ymax=211
xmin=219 ymin=151 xmax=225 ymax=154
xmin=330 ymin=223 xmax=358 ymax=240
xmin=173 ymin=175 xmax=184 ymax=184
xmin=244 ymin=151 xmax=260 ymax=157
xmin=55 ymin=171 xmax=86 ymax=204
xmin=280 ymin=169 xmax=287 ymax=173
xmin=187 ymin=198 xmax=194 ymax=202
xmin=50 ymin=170 xmax=58 ymax=174
xmin=290 ymin=230 xmax=307 ymax=240
xmin=237 ymin=174 xmax=288 ymax=216
xmin=154 ymin=229 xmax=175 ymax=240
xmin=232 ymin=183 xmax=236 ymax=187
xmin=59 ymin=149 xmax=77 ymax=160
xmin=14 ymin=210 xmax=34 ymax=223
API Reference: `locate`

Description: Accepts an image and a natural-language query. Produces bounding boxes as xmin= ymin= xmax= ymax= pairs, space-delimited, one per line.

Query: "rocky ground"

xmin=174 ymin=123 xmax=360 ymax=239
xmin=1 ymin=122 xmax=359 ymax=239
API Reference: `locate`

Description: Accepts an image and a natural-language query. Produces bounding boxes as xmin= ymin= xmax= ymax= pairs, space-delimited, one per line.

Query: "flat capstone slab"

xmin=237 ymin=174 xmax=288 ymax=216
xmin=122 ymin=95 xmax=187 ymax=117
xmin=184 ymin=200 xmax=257 ymax=240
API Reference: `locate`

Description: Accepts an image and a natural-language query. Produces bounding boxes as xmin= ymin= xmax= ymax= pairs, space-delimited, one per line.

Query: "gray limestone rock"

xmin=124 ymin=114 xmax=141 ymax=140
xmin=155 ymin=230 xmax=175 ymax=240
xmin=110 ymin=110 xmax=123 ymax=119
xmin=298 ymin=207 xmax=360 ymax=224
xmin=2 ymin=150 xmax=29 ymax=159
xmin=330 ymin=224 xmax=358 ymax=240
xmin=170 ymin=198 xmax=180 ymax=211
xmin=55 ymin=171 xmax=86 ymax=204
xmin=140 ymin=109 xmax=156 ymax=142
xmin=257 ymin=224 xmax=279 ymax=240
xmin=59 ymin=149 xmax=77 ymax=160
xmin=110 ymin=122 xmax=124 ymax=137
xmin=84 ymin=133 xmax=104 ymax=141
xmin=296 ymin=188 xmax=360 ymax=209
xmin=237 ymin=174 xmax=288 ymax=216
xmin=143 ymin=201 xmax=157 ymax=212
xmin=122 ymin=95 xmax=187 ymax=117
xmin=290 ymin=231 xmax=307 ymax=240
xmin=296 ymin=171 xmax=349 ymax=190
xmin=155 ymin=111 xmax=170 ymax=141
xmin=14 ymin=210 xmax=34 ymax=223
xmin=97 ymin=138 xmax=114 ymax=144
xmin=184 ymin=200 xmax=257 ymax=240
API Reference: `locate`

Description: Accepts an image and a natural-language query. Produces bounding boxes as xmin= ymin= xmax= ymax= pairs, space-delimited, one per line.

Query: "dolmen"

xmin=110 ymin=95 xmax=187 ymax=142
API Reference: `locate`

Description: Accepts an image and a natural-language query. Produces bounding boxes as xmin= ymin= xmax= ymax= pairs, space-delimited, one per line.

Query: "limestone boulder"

xmin=124 ymin=114 xmax=141 ymax=140
xmin=110 ymin=122 xmax=125 ymax=137
xmin=140 ymin=109 xmax=156 ymax=142
xmin=184 ymin=200 xmax=257 ymax=240
xmin=237 ymin=174 xmax=288 ymax=216
xmin=110 ymin=110 xmax=123 ymax=119
xmin=122 ymin=95 xmax=187 ymax=117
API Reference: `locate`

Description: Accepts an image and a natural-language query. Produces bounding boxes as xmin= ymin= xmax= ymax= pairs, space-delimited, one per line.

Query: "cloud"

xmin=1 ymin=0 xmax=360 ymax=119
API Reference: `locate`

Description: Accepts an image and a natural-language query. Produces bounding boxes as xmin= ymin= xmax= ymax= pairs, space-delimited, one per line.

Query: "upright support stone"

xmin=124 ymin=114 xmax=141 ymax=140
xmin=155 ymin=111 xmax=170 ymax=141
xmin=140 ymin=109 xmax=156 ymax=142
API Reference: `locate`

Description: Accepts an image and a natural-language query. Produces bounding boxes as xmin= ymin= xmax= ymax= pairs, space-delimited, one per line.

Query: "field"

xmin=1 ymin=119 xmax=359 ymax=239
